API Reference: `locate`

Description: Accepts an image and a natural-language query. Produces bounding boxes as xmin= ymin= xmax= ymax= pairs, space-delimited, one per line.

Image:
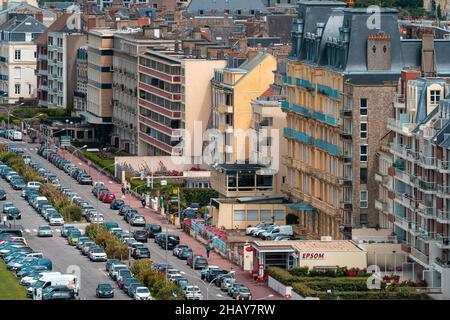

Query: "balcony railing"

xmin=410 ymin=247 xmax=429 ymax=266
xmin=437 ymin=160 xmax=450 ymax=173
xmin=414 ymin=177 xmax=436 ymax=193
xmin=389 ymin=142 xmax=417 ymax=161
xmin=437 ymin=210 xmax=450 ymax=224
xmin=437 ymin=185 xmax=450 ymax=198
xmin=417 ymin=155 xmax=436 ymax=169
xmin=387 ymin=118 xmax=416 ymax=136
xmin=434 ymin=258 xmax=450 ymax=269
xmin=416 ymin=206 xmax=435 ymax=219
xmin=292 ymin=103 xmax=311 ymax=117
xmin=436 ymin=234 xmax=450 ymax=249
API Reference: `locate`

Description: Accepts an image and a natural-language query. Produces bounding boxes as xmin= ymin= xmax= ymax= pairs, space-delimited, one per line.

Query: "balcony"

xmin=0 ymin=56 xmax=7 ymax=63
xmin=292 ymin=103 xmax=311 ymax=117
xmin=417 ymin=155 xmax=436 ymax=169
xmin=437 ymin=185 xmax=450 ymax=199
xmin=394 ymin=167 xmax=413 ymax=185
xmin=281 ymin=101 xmax=290 ymax=112
xmin=414 ymin=177 xmax=436 ymax=194
xmin=418 ymin=229 xmax=436 ymax=242
xmin=284 ymin=75 xmax=293 ymax=85
xmin=314 ymin=139 xmax=341 ymax=156
xmin=436 ymin=234 xmax=450 ymax=249
xmin=341 ymin=151 xmax=352 ymax=163
xmin=409 ymin=247 xmax=429 ymax=266
xmin=416 ymin=205 xmax=435 ymax=219
xmin=375 ymin=199 xmax=389 ymax=212
xmin=39 ymin=84 xmax=48 ymax=91
xmin=393 ymin=214 xmax=409 ymax=230
xmin=340 ymin=125 xmax=352 ymax=139
xmin=437 ymin=210 xmax=450 ymax=224
xmin=394 ymin=191 xmax=414 ymax=210
xmin=339 ymin=176 xmax=352 ymax=187
xmin=37 ymin=69 xmax=48 ymax=76
xmin=38 ymin=54 xmax=47 ymax=60
xmin=340 ymin=106 xmax=352 ymax=117
xmin=437 ymin=160 xmax=450 ymax=173
xmin=389 ymin=142 xmax=417 ymax=161
xmin=393 ymin=94 xmax=405 ymax=109
xmin=295 ymin=77 xmax=314 ymax=90
xmin=317 ymin=84 xmax=340 ymax=100
xmin=387 ymin=118 xmax=415 ymax=137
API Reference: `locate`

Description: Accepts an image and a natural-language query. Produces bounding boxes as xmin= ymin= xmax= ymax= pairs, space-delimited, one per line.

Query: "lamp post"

xmin=206 ymin=271 xmax=235 ymax=300
xmin=6 ymin=102 xmax=25 ymax=130
xmin=65 ymin=119 xmax=69 ymax=138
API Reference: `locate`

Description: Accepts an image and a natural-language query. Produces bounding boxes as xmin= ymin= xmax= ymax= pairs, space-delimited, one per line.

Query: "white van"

xmin=21 ymin=271 xmax=61 ymax=286
xmin=260 ymin=225 xmax=293 ymax=240
xmin=28 ymin=274 xmax=79 ymax=298
xmin=12 ymin=131 xmax=22 ymax=141
xmin=27 ymin=181 xmax=43 ymax=190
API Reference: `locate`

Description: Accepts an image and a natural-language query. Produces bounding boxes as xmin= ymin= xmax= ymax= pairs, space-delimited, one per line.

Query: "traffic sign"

xmin=60 ymin=135 xmax=71 ymax=147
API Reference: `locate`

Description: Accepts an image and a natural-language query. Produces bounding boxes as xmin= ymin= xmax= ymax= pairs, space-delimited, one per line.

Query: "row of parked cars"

xmin=0 ymin=227 xmax=78 ymax=300
xmin=0 ymin=128 xmax=23 ymax=141
xmin=246 ymin=222 xmax=295 ymax=241
xmin=38 ymin=145 xmax=93 ymax=185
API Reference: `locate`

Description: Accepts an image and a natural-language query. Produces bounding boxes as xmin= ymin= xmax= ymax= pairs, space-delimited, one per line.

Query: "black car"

xmin=5 ymin=207 xmax=21 ymax=220
xmin=10 ymin=178 xmax=26 ymax=190
xmin=155 ymin=233 xmax=180 ymax=250
xmin=0 ymin=188 xmax=6 ymax=200
xmin=42 ymin=286 xmax=75 ymax=300
xmin=96 ymin=283 xmax=114 ymax=298
xmin=132 ymin=247 xmax=151 ymax=259
xmin=110 ymin=199 xmax=125 ymax=210
xmin=133 ymin=230 xmax=148 ymax=243
xmin=118 ymin=205 xmax=131 ymax=216
xmin=205 ymin=269 xmax=226 ymax=283
xmin=143 ymin=224 xmax=162 ymax=238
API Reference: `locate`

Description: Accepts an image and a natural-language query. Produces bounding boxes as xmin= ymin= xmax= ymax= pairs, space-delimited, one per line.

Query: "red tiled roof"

xmin=260 ymin=87 xmax=273 ymax=97
xmin=35 ymin=13 xmax=72 ymax=46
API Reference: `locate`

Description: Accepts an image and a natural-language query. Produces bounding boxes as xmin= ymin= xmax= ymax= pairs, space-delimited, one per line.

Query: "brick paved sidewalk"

xmin=59 ymin=150 xmax=283 ymax=300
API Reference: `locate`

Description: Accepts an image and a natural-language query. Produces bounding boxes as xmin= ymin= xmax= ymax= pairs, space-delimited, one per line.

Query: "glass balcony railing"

xmin=418 ymin=155 xmax=436 ymax=168
xmin=387 ymin=118 xmax=416 ymax=135
xmin=414 ymin=177 xmax=436 ymax=192
xmin=437 ymin=210 xmax=450 ymax=223
xmin=436 ymin=234 xmax=450 ymax=248
xmin=437 ymin=160 xmax=450 ymax=172
xmin=437 ymin=185 xmax=450 ymax=198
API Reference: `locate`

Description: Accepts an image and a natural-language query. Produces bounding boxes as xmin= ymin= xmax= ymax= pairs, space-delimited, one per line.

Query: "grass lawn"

xmin=0 ymin=261 xmax=28 ymax=300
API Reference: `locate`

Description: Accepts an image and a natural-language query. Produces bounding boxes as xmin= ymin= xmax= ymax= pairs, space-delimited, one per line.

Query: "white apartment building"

xmin=0 ymin=16 xmax=46 ymax=104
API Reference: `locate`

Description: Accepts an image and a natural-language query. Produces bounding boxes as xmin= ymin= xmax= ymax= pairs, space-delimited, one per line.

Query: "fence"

xmin=190 ymin=219 xmax=228 ymax=255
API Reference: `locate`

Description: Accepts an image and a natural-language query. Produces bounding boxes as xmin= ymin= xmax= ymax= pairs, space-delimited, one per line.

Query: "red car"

xmin=186 ymin=254 xmax=203 ymax=268
xmin=98 ymin=189 xmax=110 ymax=201
xmin=102 ymin=192 xmax=116 ymax=203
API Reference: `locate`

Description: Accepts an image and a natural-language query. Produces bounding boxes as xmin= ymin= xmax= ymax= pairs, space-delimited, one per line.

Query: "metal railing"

xmin=437 ymin=185 xmax=450 ymax=198
xmin=437 ymin=210 xmax=450 ymax=223
xmin=387 ymin=118 xmax=416 ymax=135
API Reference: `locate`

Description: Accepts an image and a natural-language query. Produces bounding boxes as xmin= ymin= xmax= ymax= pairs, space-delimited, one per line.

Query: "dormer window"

xmin=430 ymin=90 xmax=441 ymax=104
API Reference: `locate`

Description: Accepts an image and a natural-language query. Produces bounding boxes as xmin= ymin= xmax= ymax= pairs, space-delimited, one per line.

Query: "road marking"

xmin=25 ymin=229 xmax=30 ymax=233
xmin=55 ymin=229 xmax=61 ymax=232
xmin=32 ymin=229 xmax=37 ymax=232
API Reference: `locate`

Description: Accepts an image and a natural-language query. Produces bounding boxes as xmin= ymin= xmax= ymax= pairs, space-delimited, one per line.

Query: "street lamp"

xmin=65 ymin=119 xmax=69 ymax=137
xmin=6 ymin=102 xmax=25 ymax=130
xmin=206 ymin=271 xmax=235 ymax=300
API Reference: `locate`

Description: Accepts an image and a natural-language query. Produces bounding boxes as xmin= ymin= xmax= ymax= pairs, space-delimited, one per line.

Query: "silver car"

xmin=37 ymin=225 xmax=53 ymax=237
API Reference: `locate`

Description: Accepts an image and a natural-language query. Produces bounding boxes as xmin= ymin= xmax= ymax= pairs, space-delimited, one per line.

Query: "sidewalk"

xmin=60 ymin=150 xmax=283 ymax=300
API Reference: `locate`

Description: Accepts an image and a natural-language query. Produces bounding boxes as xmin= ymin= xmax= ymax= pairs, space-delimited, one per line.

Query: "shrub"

xmin=85 ymin=224 xmax=129 ymax=259
xmin=288 ymin=267 xmax=309 ymax=277
xmin=180 ymin=188 xmax=219 ymax=207
xmin=61 ymin=205 xmax=82 ymax=222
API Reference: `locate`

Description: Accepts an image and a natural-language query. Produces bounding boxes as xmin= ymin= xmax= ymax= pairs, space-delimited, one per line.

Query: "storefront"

xmin=251 ymin=239 xmax=367 ymax=277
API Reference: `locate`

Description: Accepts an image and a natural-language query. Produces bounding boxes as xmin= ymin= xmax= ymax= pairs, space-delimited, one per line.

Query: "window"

xmin=14 ymin=67 xmax=20 ymax=78
xmin=234 ymin=210 xmax=245 ymax=221
xmin=360 ymin=191 xmax=368 ymax=208
xmin=360 ymin=144 xmax=368 ymax=162
xmin=430 ymin=90 xmax=441 ymax=104
xmin=247 ymin=210 xmax=258 ymax=221
xmin=360 ymin=213 xmax=369 ymax=223
xmin=360 ymin=98 xmax=368 ymax=116
xmin=360 ymin=168 xmax=368 ymax=184
xmin=360 ymin=122 xmax=368 ymax=139
xmin=260 ymin=210 xmax=271 ymax=221
xmin=14 ymin=50 xmax=21 ymax=60
xmin=14 ymin=84 xmax=20 ymax=94
xmin=274 ymin=210 xmax=284 ymax=222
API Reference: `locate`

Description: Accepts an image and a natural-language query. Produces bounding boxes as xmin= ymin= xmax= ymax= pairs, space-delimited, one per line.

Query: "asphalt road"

xmin=1 ymin=139 xmax=230 ymax=300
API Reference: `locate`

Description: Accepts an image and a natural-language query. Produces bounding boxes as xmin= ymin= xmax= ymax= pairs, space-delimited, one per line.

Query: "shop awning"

xmin=284 ymin=201 xmax=316 ymax=212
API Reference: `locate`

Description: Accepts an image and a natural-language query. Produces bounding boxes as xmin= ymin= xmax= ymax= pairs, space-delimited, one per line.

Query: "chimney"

xmin=421 ymin=33 xmax=436 ymax=77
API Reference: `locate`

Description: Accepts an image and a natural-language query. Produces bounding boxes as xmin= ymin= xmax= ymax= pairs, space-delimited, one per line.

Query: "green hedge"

xmin=131 ymin=259 xmax=184 ymax=300
xmin=180 ymin=188 xmax=218 ymax=207
xmin=85 ymin=224 xmax=129 ymax=260
xmin=83 ymin=151 xmax=115 ymax=175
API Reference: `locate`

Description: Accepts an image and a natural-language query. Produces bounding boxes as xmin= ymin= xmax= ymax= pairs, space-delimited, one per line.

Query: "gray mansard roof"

xmin=186 ymin=0 xmax=269 ymax=15
xmin=290 ymin=1 xmax=450 ymax=84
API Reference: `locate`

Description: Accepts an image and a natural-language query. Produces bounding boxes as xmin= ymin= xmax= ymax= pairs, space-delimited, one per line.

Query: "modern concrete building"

xmin=282 ymin=1 xmax=450 ymax=241
xmin=137 ymin=49 xmax=226 ymax=157
xmin=73 ymin=46 xmax=88 ymax=116
xmin=0 ymin=15 xmax=46 ymax=103
xmin=111 ymin=30 xmax=175 ymax=155
xmin=84 ymin=28 xmax=141 ymax=145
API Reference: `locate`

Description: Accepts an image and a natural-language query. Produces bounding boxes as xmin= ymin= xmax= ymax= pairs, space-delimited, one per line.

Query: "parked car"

xmin=61 ymin=225 xmax=77 ymax=238
xmin=48 ymin=213 xmax=64 ymax=226
xmin=173 ymin=244 xmax=189 ymax=257
xmin=110 ymin=199 xmax=124 ymax=210
xmin=102 ymin=192 xmax=116 ymax=203
xmin=132 ymin=247 xmax=151 ymax=259
xmin=184 ymin=285 xmax=203 ymax=300
xmin=133 ymin=230 xmax=148 ymax=243
xmin=143 ymin=224 xmax=162 ymax=238
xmin=89 ymin=247 xmax=108 ymax=262
xmin=187 ymin=254 xmax=207 ymax=269
xmin=129 ymin=215 xmax=145 ymax=226
xmin=37 ymin=225 xmax=53 ymax=237
xmin=0 ymin=188 xmax=6 ymax=201
xmin=155 ymin=233 xmax=180 ymax=250
xmin=133 ymin=287 xmax=151 ymax=300
xmin=96 ymin=283 xmax=114 ymax=298
xmin=260 ymin=225 xmax=294 ymax=240
xmin=178 ymin=247 xmax=193 ymax=260
xmin=5 ymin=207 xmax=21 ymax=220
xmin=232 ymin=285 xmax=252 ymax=300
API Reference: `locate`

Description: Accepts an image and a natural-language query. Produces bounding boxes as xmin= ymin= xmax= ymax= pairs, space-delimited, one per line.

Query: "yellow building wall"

xmin=232 ymin=54 xmax=277 ymax=162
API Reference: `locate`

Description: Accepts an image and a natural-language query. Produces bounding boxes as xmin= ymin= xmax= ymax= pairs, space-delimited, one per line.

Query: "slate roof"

xmin=186 ymin=0 xmax=269 ymax=14
xmin=290 ymin=0 xmax=450 ymax=84
xmin=1 ymin=15 xmax=46 ymax=36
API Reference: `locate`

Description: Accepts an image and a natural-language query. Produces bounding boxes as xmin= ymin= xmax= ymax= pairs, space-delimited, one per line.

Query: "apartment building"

xmin=111 ymin=31 xmax=175 ymax=155
xmin=211 ymin=52 xmax=277 ymax=163
xmin=282 ymin=1 xmax=450 ymax=240
xmin=46 ymin=31 xmax=86 ymax=109
xmin=0 ymin=15 xmax=45 ymax=103
xmin=376 ymin=74 xmax=450 ymax=297
xmin=84 ymin=28 xmax=141 ymax=145
xmin=137 ymin=49 xmax=226 ymax=157
xmin=73 ymin=46 xmax=88 ymax=116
